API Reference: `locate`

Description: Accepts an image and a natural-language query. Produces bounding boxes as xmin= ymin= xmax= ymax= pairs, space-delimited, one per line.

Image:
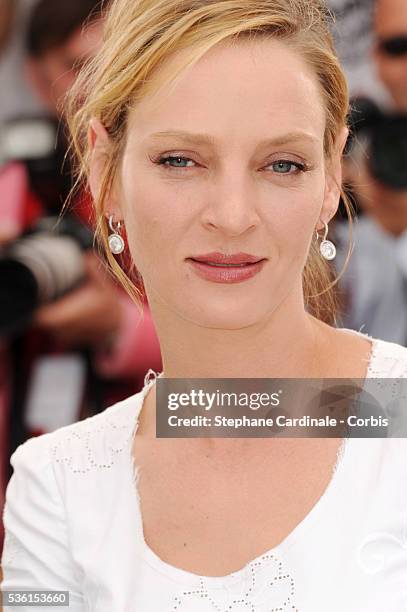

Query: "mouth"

xmin=187 ymin=251 xmax=265 ymax=265
xmin=186 ymin=255 xmax=267 ymax=284
xmin=188 ymin=260 xmax=263 ymax=267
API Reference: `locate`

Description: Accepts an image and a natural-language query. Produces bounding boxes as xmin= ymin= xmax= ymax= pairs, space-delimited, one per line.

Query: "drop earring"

xmin=108 ymin=214 xmax=125 ymax=254
xmin=316 ymin=220 xmax=336 ymax=260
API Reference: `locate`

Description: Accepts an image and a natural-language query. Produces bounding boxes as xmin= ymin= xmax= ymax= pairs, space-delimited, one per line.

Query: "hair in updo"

xmin=65 ymin=0 xmax=354 ymax=323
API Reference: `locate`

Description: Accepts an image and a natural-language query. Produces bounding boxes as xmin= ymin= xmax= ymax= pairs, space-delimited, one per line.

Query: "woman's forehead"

xmin=126 ymin=38 xmax=326 ymax=147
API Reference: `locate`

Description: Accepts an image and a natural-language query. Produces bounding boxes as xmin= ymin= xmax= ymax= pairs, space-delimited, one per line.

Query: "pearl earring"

xmin=108 ymin=215 xmax=125 ymax=254
xmin=316 ymin=220 xmax=336 ymax=260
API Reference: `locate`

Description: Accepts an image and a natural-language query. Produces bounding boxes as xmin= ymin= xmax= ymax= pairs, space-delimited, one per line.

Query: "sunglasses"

xmin=378 ymin=35 xmax=407 ymax=57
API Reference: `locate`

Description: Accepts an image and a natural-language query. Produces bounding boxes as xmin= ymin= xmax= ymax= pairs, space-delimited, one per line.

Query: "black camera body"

xmin=0 ymin=215 xmax=94 ymax=338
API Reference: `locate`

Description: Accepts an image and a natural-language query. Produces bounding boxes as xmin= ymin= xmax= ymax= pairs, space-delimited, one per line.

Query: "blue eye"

xmin=153 ymin=155 xmax=307 ymax=175
xmin=269 ymin=160 xmax=305 ymax=174
xmin=156 ymin=155 xmax=194 ymax=169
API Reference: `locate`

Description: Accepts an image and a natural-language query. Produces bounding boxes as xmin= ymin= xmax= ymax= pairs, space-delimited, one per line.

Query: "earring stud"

xmin=108 ymin=214 xmax=125 ymax=254
xmin=316 ymin=220 xmax=336 ymax=260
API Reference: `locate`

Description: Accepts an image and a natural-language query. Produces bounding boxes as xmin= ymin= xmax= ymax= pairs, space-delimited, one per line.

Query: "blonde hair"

xmin=65 ymin=0 xmax=355 ymax=323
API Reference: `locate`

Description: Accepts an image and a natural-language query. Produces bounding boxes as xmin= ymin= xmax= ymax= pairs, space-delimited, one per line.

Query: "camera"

xmin=0 ymin=215 xmax=94 ymax=338
xmin=0 ymin=115 xmax=95 ymax=337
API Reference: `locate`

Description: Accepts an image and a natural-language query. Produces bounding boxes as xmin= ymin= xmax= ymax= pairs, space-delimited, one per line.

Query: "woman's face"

xmin=100 ymin=39 xmax=343 ymax=328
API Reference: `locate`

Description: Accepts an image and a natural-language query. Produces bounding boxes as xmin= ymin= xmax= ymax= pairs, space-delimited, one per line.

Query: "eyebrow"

xmin=147 ymin=129 xmax=319 ymax=148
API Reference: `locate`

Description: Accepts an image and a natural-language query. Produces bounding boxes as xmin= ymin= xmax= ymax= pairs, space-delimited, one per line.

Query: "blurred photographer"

xmin=0 ymin=0 xmax=162 ymax=472
xmin=334 ymin=0 xmax=407 ymax=343
xmin=374 ymin=0 xmax=407 ymax=112
xmin=335 ymin=100 xmax=407 ymax=343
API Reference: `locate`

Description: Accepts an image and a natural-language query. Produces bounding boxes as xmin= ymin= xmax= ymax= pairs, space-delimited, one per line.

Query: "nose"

xmin=200 ymin=172 xmax=261 ymax=237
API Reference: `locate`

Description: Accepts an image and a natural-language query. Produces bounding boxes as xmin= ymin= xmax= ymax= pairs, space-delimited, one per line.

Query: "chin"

xmin=176 ymin=297 xmax=269 ymax=330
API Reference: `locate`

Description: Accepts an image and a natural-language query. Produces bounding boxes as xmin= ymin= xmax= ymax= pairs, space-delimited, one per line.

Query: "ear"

xmin=88 ymin=117 xmax=122 ymax=220
xmin=317 ymin=126 xmax=349 ymax=232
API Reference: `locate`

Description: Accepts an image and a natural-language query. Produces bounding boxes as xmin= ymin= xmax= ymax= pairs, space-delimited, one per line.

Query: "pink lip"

xmin=189 ymin=251 xmax=262 ymax=264
xmin=186 ymin=258 xmax=267 ymax=284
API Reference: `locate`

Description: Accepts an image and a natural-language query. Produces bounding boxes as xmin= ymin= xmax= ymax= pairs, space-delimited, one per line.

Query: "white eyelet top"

xmin=2 ymin=328 xmax=407 ymax=611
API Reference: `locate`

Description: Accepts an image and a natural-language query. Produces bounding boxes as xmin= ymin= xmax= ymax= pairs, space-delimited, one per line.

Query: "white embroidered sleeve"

xmin=1 ymin=437 xmax=85 ymax=610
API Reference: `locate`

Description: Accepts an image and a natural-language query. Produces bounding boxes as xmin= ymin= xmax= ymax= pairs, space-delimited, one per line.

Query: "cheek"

xmin=263 ymin=178 xmax=325 ymax=254
xmin=380 ymin=59 xmax=405 ymax=86
xmin=121 ymin=179 xmax=187 ymax=272
xmin=124 ymin=207 xmax=165 ymax=274
xmin=394 ymin=62 xmax=407 ymax=88
xmin=55 ymin=74 xmax=75 ymax=101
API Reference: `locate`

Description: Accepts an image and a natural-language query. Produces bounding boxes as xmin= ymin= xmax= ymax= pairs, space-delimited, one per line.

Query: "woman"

xmin=2 ymin=0 xmax=407 ymax=610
